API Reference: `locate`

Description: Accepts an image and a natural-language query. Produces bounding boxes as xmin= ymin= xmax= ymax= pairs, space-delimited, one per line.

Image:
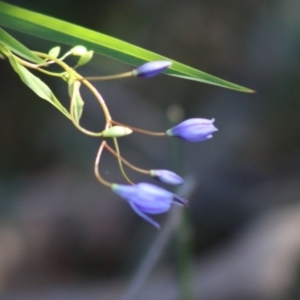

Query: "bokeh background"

xmin=1 ymin=0 xmax=300 ymax=299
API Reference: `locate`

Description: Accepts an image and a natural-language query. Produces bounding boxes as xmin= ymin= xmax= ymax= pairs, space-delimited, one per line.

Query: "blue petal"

xmin=134 ymin=201 xmax=170 ymax=214
xmin=134 ymin=183 xmax=172 ymax=212
xmin=150 ymin=169 xmax=185 ymax=185
xmin=166 ymin=118 xmax=218 ymax=142
xmin=130 ymin=202 xmax=160 ymax=229
xmin=133 ymin=61 xmax=172 ymax=78
xmin=112 ymin=182 xmax=186 ymax=227
xmin=111 ymin=184 xmax=137 ymax=202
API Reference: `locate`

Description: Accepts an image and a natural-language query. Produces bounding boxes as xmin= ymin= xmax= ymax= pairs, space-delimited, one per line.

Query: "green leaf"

xmin=7 ymin=54 xmax=71 ymax=119
xmin=0 ymin=1 xmax=254 ymax=92
xmin=68 ymin=80 xmax=84 ymax=123
xmin=0 ymin=27 xmax=42 ymax=63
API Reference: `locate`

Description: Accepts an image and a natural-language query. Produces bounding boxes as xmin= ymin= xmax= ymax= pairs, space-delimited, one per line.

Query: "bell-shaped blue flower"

xmin=150 ymin=169 xmax=184 ymax=185
xmin=132 ymin=61 xmax=172 ymax=78
xmin=111 ymin=182 xmax=187 ymax=228
xmin=166 ymin=118 xmax=218 ymax=142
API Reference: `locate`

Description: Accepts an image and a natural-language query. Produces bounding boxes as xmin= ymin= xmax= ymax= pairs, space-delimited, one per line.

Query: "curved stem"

xmin=34 ymin=51 xmax=112 ymax=129
xmin=82 ymin=71 xmax=134 ymax=82
xmin=70 ymin=116 xmax=103 ymax=136
xmin=12 ymin=54 xmax=63 ymax=77
xmin=113 ymin=138 xmax=134 ymax=184
xmin=69 ymin=85 xmax=103 ymax=137
xmin=33 ymin=51 xmax=75 ymax=72
xmin=94 ymin=141 xmax=112 ymax=188
xmin=71 ymin=120 xmax=103 ymax=136
xmin=104 ymin=143 xmax=150 ymax=175
xmin=111 ymin=120 xmax=167 ymax=137
xmin=81 ymin=79 xmax=112 ymax=127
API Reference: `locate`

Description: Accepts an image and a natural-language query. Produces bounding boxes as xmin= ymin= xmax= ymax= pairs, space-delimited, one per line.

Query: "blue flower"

xmin=150 ymin=169 xmax=184 ymax=185
xmin=111 ymin=182 xmax=187 ymax=228
xmin=133 ymin=61 xmax=172 ymax=78
xmin=166 ymin=118 xmax=218 ymax=142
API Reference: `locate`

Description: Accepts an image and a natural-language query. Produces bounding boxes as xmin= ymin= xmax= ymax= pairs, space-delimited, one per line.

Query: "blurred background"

xmin=1 ymin=0 xmax=300 ymax=299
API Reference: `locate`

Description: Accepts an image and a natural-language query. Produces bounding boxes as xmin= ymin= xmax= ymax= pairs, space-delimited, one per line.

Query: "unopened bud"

xmin=48 ymin=46 xmax=61 ymax=58
xmin=150 ymin=169 xmax=184 ymax=185
xmin=76 ymin=50 xmax=94 ymax=67
xmin=166 ymin=118 xmax=218 ymax=142
xmin=102 ymin=126 xmax=132 ymax=138
xmin=71 ymin=46 xmax=88 ymax=56
xmin=132 ymin=61 xmax=172 ymax=78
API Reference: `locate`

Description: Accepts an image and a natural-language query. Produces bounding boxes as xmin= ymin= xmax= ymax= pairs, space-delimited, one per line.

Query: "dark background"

xmin=1 ymin=0 xmax=300 ymax=299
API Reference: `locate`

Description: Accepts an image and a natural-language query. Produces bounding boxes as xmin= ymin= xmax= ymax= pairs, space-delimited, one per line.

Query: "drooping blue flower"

xmin=111 ymin=182 xmax=187 ymax=228
xmin=132 ymin=61 xmax=172 ymax=78
xmin=166 ymin=118 xmax=218 ymax=142
xmin=150 ymin=169 xmax=184 ymax=185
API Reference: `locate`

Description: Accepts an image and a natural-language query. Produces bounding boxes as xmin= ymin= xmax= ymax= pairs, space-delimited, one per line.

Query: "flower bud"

xmin=48 ymin=46 xmax=61 ymax=58
xmin=112 ymin=182 xmax=187 ymax=228
xmin=132 ymin=61 xmax=172 ymax=78
xmin=102 ymin=126 xmax=132 ymax=138
xmin=71 ymin=45 xmax=88 ymax=56
xmin=76 ymin=50 xmax=94 ymax=67
xmin=166 ymin=118 xmax=218 ymax=142
xmin=150 ymin=169 xmax=184 ymax=185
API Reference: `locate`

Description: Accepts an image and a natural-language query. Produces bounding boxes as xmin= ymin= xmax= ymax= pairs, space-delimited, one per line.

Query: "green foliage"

xmin=0 ymin=27 xmax=42 ymax=63
xmin=0 ymin=1 xmax=254 ymax=232
xmin=7 ymin=52 xmax=70 ymax=118
xmin=68 ymin=80 xmax=84 ymax=123
xmin=0 ymin=1 xmax=253 ymax=92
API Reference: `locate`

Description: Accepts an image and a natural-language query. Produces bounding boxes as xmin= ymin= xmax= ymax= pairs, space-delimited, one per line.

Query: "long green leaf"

xmin=0 ymin=1 xmax=254 ymax=93
xmin=0 ymin=27 xmax=42 ymax=63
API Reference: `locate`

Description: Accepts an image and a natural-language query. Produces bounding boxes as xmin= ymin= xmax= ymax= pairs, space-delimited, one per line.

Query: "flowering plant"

xmin=0 ymin=2 xmax=252 ymax=228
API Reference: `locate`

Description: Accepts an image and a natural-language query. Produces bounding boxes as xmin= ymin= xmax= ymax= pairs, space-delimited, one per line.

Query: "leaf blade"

xmin=0 ymin=27 xmax=42 ymax=63
xmin=7 ymin=54 xmax=71 ymax=119
xmin=0 ymin=1 xmax=254 ymax=93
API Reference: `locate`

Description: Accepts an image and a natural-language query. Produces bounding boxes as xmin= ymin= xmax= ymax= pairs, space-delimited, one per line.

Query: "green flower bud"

xmin=71 ymin=46 xmax=88 ymax=56
xmin=102 ymin=126 xmax=132 ymax=138
xmin=132 ymin=61 xmax=172 ymax=78
xmin=76 ymin=50 xmax=94 ymax=67
xmin=48 ymin=46 xmax=61 ymax=58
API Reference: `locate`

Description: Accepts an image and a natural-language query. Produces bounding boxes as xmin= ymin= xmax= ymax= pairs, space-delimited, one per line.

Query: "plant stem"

xmin=169 ymin=120 xmax=193 ymax=300
xmin=94 ymin=141 xmax=112 ymax=188
xmin=104 ymin=143 xmax=149 ymax=175
xmin=82 ymin=71 xmax=133 ymax=81
xmin=69 ymin=81 xmax=104 ymax=136
xmin=176 ymin=211 xmax=193 ymax=300
xmin=112 ymin=138 xmax=134 ymax=184
xmin=111 ymin=120 xmax=166 ymax=137
xmin=33 ymin=51 xmax=112 ymax=128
